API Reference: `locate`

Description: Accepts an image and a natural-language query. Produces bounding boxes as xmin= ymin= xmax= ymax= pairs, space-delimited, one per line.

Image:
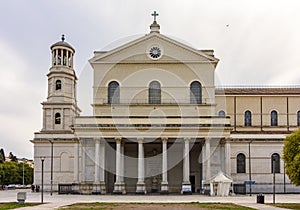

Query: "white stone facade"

xmin=31 ymin=21 xmax=300 ymax=194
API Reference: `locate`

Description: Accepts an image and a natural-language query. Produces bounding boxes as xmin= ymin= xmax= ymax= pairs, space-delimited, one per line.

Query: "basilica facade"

xmin=32 ymin=18 xmax=300 ymax=194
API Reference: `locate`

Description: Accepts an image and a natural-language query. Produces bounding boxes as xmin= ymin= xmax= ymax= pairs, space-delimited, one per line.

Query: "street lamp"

xmin=248 ymin=140 xmax=253 ymax=196
xmin=272 ymin=156 xmax=276 ymax=204
xmin=22 ymin=158 xmax=25 ymax=187
xmin=49 ymin=140 xmax=54 ymax=196
xmin=40 ymin=157 xmax=46 ymax=204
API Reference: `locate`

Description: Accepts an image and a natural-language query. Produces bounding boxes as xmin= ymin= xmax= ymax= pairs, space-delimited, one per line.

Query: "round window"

xmin=149 ymin=46 xmax=162 ymax=60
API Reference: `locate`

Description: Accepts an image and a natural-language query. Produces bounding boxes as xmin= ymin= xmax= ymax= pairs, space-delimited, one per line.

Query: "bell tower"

xmin=41 ymin=35 xmax=81 ymax=132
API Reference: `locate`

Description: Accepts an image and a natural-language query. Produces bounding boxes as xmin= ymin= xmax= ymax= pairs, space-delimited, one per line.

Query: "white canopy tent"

xmin=209 ymin=171 xmax=233 ymax=196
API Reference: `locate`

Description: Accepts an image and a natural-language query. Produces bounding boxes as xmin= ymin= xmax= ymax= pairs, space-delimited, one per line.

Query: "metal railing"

xmin=58 ymin=184 xmax=73 ymax=194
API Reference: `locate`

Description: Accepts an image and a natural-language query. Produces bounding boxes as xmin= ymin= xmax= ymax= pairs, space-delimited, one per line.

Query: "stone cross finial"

xmin=152 ymin=11 xmax=159 ymax=22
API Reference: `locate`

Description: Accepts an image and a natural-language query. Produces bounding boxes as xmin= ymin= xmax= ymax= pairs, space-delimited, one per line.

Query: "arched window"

xmin=218 ymin=110 xmax=225 ymax=117
xmin=149 ymin=81 xmax=161 ymax=104
xmin=55 ymin=113 xmax=61 ymax=124
xmin=244 ymin=110 xmax=252 ymax=126
xmin=190 ymin=81 xmax=202 ymax=104
xmin=108 ymin=81 xmax=120 ymax=104
xmin=271 ymin=110 xmax=278 ymax=126
xmin=271 ymin=153 xmax=280 ymax=173
xmin=55 ymin=80 xmax=62 ymax=90
xmin=297 ymin=111 xmax=300 ymax=126
xmin=237 ymin=153 xmax=246 ymax=173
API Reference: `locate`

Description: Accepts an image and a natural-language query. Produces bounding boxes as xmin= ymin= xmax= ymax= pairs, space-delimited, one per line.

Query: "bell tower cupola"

xmin=51 ymin=34 xmax=75 ymax=68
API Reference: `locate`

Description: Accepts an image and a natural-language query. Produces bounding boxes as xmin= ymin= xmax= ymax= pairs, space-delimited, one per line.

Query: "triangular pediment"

xmin=89 ymin=32 xmax=219 ymax=64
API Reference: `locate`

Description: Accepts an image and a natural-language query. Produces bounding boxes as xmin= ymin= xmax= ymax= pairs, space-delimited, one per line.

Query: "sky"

xmin=0 ymin=0 xmax=300 ymax=159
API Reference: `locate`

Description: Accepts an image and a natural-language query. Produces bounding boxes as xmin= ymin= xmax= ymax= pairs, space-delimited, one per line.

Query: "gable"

xmin=89 ymin=33 xmax=219 ymax=65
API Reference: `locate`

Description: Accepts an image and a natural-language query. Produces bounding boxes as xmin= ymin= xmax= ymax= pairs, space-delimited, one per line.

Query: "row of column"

xmin=52 ymin=49 xmax=73 ymax=67
xmin=73 ymin=138 xmax=231 ymax=194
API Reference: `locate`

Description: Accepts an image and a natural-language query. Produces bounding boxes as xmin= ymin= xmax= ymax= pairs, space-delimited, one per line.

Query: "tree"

xmin=283 ymin=128 xmax=300 ymax=186
xmin=0 ymin=148 xmax=5 ymax=163
xmin=0 ymin=161 xmax=33 ymax=185
xmin=8 ymin=152 xmax=17 ymax=162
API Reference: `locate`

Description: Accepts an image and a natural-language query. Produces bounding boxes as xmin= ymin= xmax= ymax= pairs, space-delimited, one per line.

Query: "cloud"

xmin=1 ymin=0 xmax=300 ymax=158
xmin=0 ymin=39 xmax=43 ymax=158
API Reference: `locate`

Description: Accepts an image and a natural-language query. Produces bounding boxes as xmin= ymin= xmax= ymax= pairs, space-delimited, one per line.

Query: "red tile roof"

xmin=215 ymin=86 xmax=300 ymax=95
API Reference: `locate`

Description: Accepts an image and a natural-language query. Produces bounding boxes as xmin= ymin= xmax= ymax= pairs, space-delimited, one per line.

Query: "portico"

xmin=73 ymin=114 xmax=231 ymax=194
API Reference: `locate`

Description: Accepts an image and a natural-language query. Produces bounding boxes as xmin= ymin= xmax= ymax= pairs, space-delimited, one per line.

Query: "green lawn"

xmin=268 ymin=203 xmax=300 ymax=210
xmin=60 ymin=202 xmax=255 ymax=210
xmin=0 ymin=202 xmax=40 ymax=210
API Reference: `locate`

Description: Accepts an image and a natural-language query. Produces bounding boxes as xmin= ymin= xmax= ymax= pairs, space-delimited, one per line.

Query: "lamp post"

xmin=248 ymin=140 xmax=252 ymax=196
xmin=273 ymin=156 xmax=276 ymax=204
xmin=49 ymin=140 xmax=54 ymax=196
xmin=22 ymin=159 xmax=25 ymax=186
xmin=283 ymin=162 xmax=286 ymax=193
xmin=40 ymin=157 xmax=45 ymax=204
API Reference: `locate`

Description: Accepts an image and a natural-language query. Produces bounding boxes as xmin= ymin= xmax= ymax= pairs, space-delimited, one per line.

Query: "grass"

xmin=60 ymin=202 xmax=255 ymax=210
xmin=0 ymin=202 xmax=40 ymax=210
xmin=268 ymin=203 xmax=300 ymax=209
xmin=194 ymin=202 xmax=255 ymax=209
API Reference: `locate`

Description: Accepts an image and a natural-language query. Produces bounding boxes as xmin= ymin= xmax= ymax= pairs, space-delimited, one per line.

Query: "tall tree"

xmin=0 ymin=148 xmax=5 ymax=163
xmin=0 ymin=161 xmax=33 ymax=185
xmin=8 ymin=152 xmax=17 ymax=162
xmin=283 ymin=128 xmax=300 ymax=186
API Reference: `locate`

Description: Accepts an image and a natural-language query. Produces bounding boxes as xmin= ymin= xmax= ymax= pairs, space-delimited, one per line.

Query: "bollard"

xmin=17 ymin=192 xmax=27 ymax=204
xmin=256 ymin=194 xmax=264 ymax=204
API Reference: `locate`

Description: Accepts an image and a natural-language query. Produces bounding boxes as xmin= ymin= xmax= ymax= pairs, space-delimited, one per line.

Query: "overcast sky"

xmin=1 ymin=0 xmax=300 ymax=159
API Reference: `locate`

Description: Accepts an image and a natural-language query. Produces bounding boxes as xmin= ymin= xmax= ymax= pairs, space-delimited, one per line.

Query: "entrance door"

xmin=190 ymin=175 xmax=196 ymax=193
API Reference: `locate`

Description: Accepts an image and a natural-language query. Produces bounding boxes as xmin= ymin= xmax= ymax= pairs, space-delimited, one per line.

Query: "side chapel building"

xmin=32 ymin=15 xmax=300 ymax=194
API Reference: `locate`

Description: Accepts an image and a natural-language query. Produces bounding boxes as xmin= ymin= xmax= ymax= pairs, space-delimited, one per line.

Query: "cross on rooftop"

xmin=152 ymin=11 xmax=159 ymax=22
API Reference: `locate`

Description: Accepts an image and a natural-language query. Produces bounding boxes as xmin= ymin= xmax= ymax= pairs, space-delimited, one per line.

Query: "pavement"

xmin=0 ymin=189 xmax=298 ymax=210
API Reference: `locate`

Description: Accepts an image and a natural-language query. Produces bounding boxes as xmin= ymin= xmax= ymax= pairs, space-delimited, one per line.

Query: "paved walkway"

xmin=0 ymin=189 xmax=297 ymax=210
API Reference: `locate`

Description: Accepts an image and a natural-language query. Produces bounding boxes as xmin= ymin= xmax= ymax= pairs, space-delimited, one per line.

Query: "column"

xmin=81 ymin=141 xmax=86 ymax=183
xmin=113 ymin=138 xmax=122 ymax=194
xmin=66 ymin=49 xmax=68 ymax=65
xmin=52 ymin=50 xmax=54 ymax=66
xmin=161 ymin=138 xmax=169 ymax=194
xmin=55 ymin=49 xmax=58 ymax=65
xmin=73 ymin=141 xmax=79 ymax=183
xmin=99 ymin=139 xmax=106 ymax=194
xmin=205 ymin=138 xmax=212 ymax=196
xmin=136 ymin=138 xmax=146 ymax=194
xmin=94 ymin=139 xmax=100 ymax=183
xmin=182 ymin=138 xmax=191 ymax=194
xmin=120 ymin=141 xmax=126 ymax=194
xmin=93 ymin=139 xmax=100 ymax=194
xmin=205 ymin=138 xmax=211 ymax=182
xmin=71 ymin=53 xmax=73 ymax=67
xmin=225 ymin=140 xmax=231 ymax=176
xmin=60 ymin=49 xmax=63 ymax=65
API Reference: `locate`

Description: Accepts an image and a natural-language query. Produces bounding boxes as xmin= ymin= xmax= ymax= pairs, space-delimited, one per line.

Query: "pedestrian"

xmin=31 ymin=184 xmax=35 ymax=192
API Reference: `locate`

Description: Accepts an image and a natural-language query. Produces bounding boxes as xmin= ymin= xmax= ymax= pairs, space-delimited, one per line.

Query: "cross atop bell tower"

xmin=150 ymin=11 xmax=160 ymax=33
